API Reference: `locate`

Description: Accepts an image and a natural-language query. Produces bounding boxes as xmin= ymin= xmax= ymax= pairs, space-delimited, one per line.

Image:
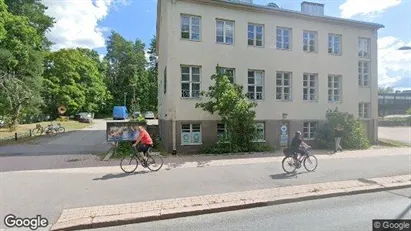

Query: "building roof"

xmin=213 ymin=0 xmax=384 ymax=29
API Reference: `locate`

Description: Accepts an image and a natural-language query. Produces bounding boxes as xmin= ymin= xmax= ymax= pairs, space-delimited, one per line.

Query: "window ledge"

xmin=302 ymin=100 xmax=318 ymax=103
xmin=328 ymin=101 xmax=342 ymax=104
xmin=181 ymin=97 xmax=201 ymax=100
xmin=216 ymin=42 xmax=234 ymax=46
xmin=303 ymin=51 xmax=318 ymax=54
xmin=359 ymin=86 xmax=371 ymax=88
xmin=276 ymin=99 xmax=293 ymax=102
xmin=181 ymin=143 xmax=203 ymax=146
xmin=181 ymin=38 xmax=202 ymax=42
xmin=276 ymin=48 xmax=292 ymax=51
xmin=252 ymin=140 xmax=266 ymax=143
xmin=328 ymin=53 xmax=342 ymax=56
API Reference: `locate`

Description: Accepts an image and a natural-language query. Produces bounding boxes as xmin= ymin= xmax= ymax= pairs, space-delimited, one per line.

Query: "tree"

xmin=42 ymin=48 xmax=111 ymax=116
xmin=316 ymin=108 xmax=370 ymax=150
xmin=0 ymin=0 xmax=52 ymax=128
xmin=195 ymin=65 xmax=258 ymax=152
xmin=378 ymin=87 xmax=394 ymax=94
xmin=144 ymin=36 xmax=158 ymax=112
xmin=104 ymin=31 xmax=148 ymax=111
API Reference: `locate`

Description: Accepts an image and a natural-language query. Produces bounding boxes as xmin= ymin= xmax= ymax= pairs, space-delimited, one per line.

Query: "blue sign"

xmin=280 ymin=134 xmax=288 ymax=146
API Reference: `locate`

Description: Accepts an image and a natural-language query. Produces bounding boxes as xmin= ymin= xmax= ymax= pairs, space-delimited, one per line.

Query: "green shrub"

xmin=316 ymin=108 xmax=370 ymax=150
xmin=200 ymin=142 xmax=274 ymax=154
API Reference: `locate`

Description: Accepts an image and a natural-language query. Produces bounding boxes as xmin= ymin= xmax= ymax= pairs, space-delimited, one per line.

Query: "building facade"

xmin=156 ymin=0 xmax=383 ymax=154
xmin=378 ymin=92 xmax=411 ymax=116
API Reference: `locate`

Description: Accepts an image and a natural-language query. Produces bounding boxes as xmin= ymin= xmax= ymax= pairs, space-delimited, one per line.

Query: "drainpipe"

xmin=171 ymin=0 xmax=177 ymax=155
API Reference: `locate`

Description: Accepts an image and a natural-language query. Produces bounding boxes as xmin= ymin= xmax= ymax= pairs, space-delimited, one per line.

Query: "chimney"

xmin=301 ymin=1 xmax=324 ymax=16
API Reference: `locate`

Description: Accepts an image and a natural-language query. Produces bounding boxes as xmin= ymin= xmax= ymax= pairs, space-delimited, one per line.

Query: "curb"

xmin=51 ymin=175 xmax=411 ymax=231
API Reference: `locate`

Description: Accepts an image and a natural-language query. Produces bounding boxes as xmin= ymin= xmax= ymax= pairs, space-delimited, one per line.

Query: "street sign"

xmin=280 ymin=125 xmax=287 ymax=133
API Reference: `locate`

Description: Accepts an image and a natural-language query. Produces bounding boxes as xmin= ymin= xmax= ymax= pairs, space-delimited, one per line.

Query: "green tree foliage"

xmin=195 ymin=65 xmax=258 ymax=152
xmin=0 ymin=0 xmax=53 ymax=128
xmin=378 ymin=86 xmax=394 ymax=94
xmin=104 ymin=31 xmax=149 ymax=112
xmin=144 ymin=36 xmax=158 ymax=112
xmin=316 ymin=108 xmax=370 ymax=150
xmin=42 ymin=48 xmax=111 ymax=116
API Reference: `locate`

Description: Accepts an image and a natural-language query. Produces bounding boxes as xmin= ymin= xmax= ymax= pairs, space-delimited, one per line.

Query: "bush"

xmin=56 ymin=116 xmax=69 ymax=122
xmin=200 ymin=142 xmax=274 ymax=154
xmin=316 ymin=108 xmax=370 ymax=150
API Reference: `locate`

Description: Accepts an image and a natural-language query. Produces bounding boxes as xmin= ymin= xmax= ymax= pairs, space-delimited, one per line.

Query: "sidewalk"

xmin=51 ymin=174 xmax=411 ymax=231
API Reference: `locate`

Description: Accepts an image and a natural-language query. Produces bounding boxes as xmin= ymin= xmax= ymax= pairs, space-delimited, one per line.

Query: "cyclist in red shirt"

xmin=132 ymin=125 xmax=153 ymax=160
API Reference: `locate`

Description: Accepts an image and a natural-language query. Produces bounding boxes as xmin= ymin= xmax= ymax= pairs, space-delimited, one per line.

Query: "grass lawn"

xmin=0 ymin=120 xmax=93 ymax=140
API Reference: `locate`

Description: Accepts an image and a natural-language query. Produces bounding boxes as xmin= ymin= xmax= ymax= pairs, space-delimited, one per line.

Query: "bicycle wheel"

xmin=303 ymin=155 xmax=318 ymax=172
xmin=146 ymin=154 xmax=163 ymax=171
xmin=282 ymin=156 xmax=297 ymax=174
xmin=32 ymin=128 xmax=43 ymax=136
xmin=58 ymin=127 xmax=65 ymax=133
xmin=120 ymin=156 xmax=139 ymax=173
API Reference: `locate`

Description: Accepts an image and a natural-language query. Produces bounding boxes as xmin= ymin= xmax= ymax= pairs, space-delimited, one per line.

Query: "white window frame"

xmin=303 ymin=121 xmax=317 ymax=140
xmin=276 ymin=71 xmax=292 ymax=101
xmin=303 ymin=73 xmax=318 ymax=101
xmin=216 ymin=19 xmax=234 ymax=45
xmin=217 ymin=123 xmax=229 ymax=143
xmin=358 ymin=37 xmax=370 ymax=59
xmin=181 ymin=124 xmax=202 ymax=145
xmin=181 ymin=65 xmax=201 ymax=98
xmin=220 ymin=67 xmax=235 ymax=83
xmin=358 ymin=103 xmax=370 ymax=119
xmin=247 ymin=70 xmax=264 ymax=100
xmin=253 ymin=122 xmax=265 ymax=142
xmin=180 ymin=15 xmax=201 ymax=41
xmin=248 ymin=23 xmax=264 ymax=47
xmin=303 ymin=30 xmax=317 ymax=52
xmin=358 ymin=61 xmax=370 ymax=87
xmin=328 ymin=75 xmax=342 ymax=102
xmin=328 ymin=33 xmax=342 ymax=55
xmin=276 ymin=27 xmax=291 ymax=50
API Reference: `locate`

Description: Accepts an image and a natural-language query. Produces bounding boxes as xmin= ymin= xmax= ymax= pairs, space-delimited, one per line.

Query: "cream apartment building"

xmin=156 ymin=0 xmax=384 ymax=154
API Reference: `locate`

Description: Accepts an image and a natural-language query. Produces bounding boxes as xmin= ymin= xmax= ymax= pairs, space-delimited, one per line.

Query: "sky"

xmin=42 ymin=0 xmax=411 ymax=90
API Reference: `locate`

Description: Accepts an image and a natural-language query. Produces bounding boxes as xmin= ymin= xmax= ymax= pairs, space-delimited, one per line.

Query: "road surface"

xmin=0 ymin=153 xmax=409 ymax=229
xmin=0 ymin=119 xmax=112 ymax=156
xmin=379 ymin=126 xmax=411 ymax=145
xmin=96 ymin=188 xmax=411 ymax=231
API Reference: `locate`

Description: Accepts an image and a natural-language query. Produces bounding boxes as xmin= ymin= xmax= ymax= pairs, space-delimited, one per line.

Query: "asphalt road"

xmin=0 ymin=153 xmax=409 ymax=229
xmin=0 ymin=119 xmax=112 ymax=156
xmin=379 ymin=126 xmax=411 ymax=145
xmin=96 ymin=188 xmax=411 ymax=231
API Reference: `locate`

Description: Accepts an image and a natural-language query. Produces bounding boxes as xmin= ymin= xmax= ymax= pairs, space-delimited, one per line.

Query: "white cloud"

xmin=378 ymin=36 xmax=411 ymax=88
xmin=43 ymin=0 xmax=128 ymax=51
xmin=339 ymin=0 xmax=401 ymax=19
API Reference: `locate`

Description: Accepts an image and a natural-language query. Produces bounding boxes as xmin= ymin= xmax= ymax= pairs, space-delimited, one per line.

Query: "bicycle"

xmin=120 ymin=146 xmax=164 ymax=173
xmin=281 ymin=147 xmax=318 ymax=174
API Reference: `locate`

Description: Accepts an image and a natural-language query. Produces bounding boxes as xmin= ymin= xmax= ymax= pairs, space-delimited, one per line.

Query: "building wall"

xmin=157 ymin=0 xmax=379 ymax=153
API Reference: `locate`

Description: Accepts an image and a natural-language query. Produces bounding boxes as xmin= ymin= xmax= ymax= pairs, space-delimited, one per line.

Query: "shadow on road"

xmin=270 ymin=172 xmax=301 ymax=180
xmin=357 ymin=178 xmax=411 ymax=199
xmin=93 ymin=171 xmax=149 ymax=181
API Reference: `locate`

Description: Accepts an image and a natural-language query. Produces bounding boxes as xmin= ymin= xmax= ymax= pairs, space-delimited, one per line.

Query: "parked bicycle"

xmin=32 ymin=122 xmax=65 ymax=136
xmin=281 ymin=147 xmax=318 ymax=174
xmin=120 ymin=146 xmax=164 ymax=173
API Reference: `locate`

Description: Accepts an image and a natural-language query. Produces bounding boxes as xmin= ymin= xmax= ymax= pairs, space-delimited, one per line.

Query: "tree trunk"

xmin=8 ymin=104 xmax=22 ymax=131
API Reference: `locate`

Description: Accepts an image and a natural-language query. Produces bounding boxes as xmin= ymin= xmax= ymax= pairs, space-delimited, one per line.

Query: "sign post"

xmin=280 ymin=125 xmax=288 ymax=147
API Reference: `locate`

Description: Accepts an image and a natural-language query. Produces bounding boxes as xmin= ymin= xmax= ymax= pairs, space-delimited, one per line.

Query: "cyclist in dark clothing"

xmin=290 ymin=131 xmax=310 ymax=158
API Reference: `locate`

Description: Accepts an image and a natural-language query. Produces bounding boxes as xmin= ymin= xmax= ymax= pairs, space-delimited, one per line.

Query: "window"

xmin=248 ymin=23 xmax=264 ymax=47
xmin=358 ymin=103 xmax=370 ymax=118
xmin=276 ymin=72 xmax=292 ymax=101
xmin=358 ymin=38 xmax=370 ymax=58
xmin=303 ymin=74 xmax=317 ymax=101
xmin=303 ymin=31 xmax=317 ymax=52
xmin=217 ymin=123 xmax=229 ymax=142
xmin=181 ymin=66 xmax=201 ymax=98
xmin=181 ymin=15 xmax=201 ymax=40
xmin=220 ymin=67 xmax=235 ymax=83
xmin=328 ymin=75 xmax=341 ymax=102
xmin=181 ymin=124 xmax=202 ymax=145
xmin=254 ymin=122 xmax=265 ymax=142
xmin=358 ymin=61 xmax=370 ymax=87
xmin=164 ymin=67 xmax=167 ymax=94
xmin=276 ymin=27 xmax=291 ymax=50
xmin=328 ymin=34 xmax=341 ymax=55
xmin=247 ymin=70 xmax=264 ymax=100
xmin=303 ymin=122 xmax=317 ymax=139
xmin=216 ymin=20 xmax=234 ymax=44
